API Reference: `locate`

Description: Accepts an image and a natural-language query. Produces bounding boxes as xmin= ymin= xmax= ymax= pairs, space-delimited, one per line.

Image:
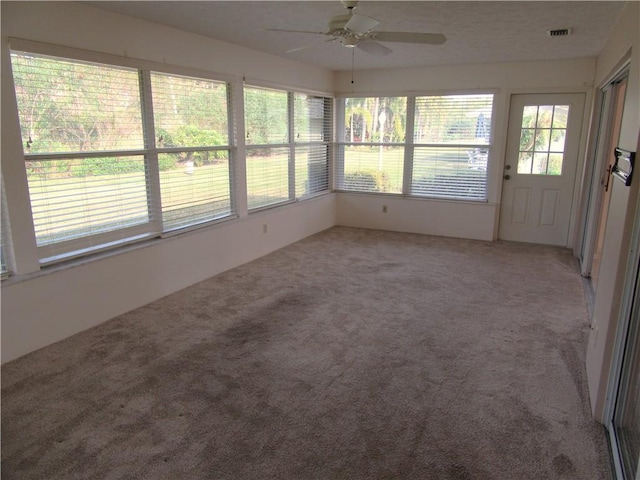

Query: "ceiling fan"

xmin=266 ymin=0 xmax=446 ymax=56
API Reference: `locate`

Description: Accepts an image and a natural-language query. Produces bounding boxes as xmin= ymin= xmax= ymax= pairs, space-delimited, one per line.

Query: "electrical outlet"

xmin=263 ymin=224 xmax=268 ymax=234
xmin=382 ymin=205 xmax=388 ymax=213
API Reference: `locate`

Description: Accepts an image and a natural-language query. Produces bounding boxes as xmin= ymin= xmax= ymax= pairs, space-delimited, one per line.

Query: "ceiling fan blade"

xmin=345 ymin=13 xmax=379 ymax=33
xmin=264 ymin=27 xmax=326 ymax=35
xmin=357 ymin=40 xmax=392 ymax=56
xmin=286 ymin=38 xmax=337 ymax=54
xmin=371 ymin=32 xmax=447 ymax=45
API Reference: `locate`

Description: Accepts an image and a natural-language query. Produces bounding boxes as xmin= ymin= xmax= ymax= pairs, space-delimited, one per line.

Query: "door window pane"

xmin=517 ymin=104 xmax=569 ymax=175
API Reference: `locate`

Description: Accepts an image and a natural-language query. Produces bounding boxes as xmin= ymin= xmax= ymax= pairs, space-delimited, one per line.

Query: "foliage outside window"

xmin=337 ymin=94 xmax=494 ymax=201
xmin=10 ymin=51 xmax=233 ymax=264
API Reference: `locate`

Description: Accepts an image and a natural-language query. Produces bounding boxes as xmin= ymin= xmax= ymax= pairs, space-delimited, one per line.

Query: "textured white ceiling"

xmin=91 ymin=1 xmax=625 ymax=71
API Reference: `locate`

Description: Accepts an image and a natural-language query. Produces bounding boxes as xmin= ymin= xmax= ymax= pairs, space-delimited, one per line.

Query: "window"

xmin=412 ymin=94 xmax=493 ymax=200
xmin=11 ymin=50 xmax=234 ymax=264
xmin=12 ymin=52 xmax=151 ymax=262
xmin=338 ymin=97 xmax=406 ymax=193
xmin=244 ymin=86 xmax=290 ymax=210
xmin=336 ymin=93 xmax=494 ymax=201
xmin=294 ymin=93 xmax=332 ymax=197
xmin=517 ymin=104 xmax=569 ymax=175
xmin=244 ymin=86 xmax=332 ymax=210
xmin=151 ymin=72 xmax=233 ymax=231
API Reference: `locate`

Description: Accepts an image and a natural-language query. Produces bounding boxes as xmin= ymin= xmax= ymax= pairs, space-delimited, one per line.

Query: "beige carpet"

xmin=1 ymin=227 xmax=612 ymax=479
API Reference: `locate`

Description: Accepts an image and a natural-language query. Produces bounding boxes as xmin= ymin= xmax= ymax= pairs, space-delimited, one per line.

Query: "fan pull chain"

xmin=351 ymin=48 xmax=355 ymax=85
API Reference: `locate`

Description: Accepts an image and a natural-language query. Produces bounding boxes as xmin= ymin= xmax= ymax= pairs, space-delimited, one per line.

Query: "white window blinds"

xmin=411 ymin=94 xmax=493 ymax=201
xmin=10 ymin=50 xmax=239 ymax=265
xmin=294 ymin=94 xmax=332 ymax=197
xmin=150 ymin=72 xmax=233 ymax=231
xmin=11 ymin=51 xmax=153 ymax=262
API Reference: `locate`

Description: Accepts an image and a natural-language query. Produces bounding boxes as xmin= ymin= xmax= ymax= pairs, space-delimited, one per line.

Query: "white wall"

xmin=337 ymin=194 xmax=497 ymax=241
xmin=1 ymin=2 xmax=333 ymax=92
xmin=334 ymin=59 xmax=596 ymax=242
xmin=585 ymin=1 xmax=640 ymax=421
xmin=0 ymin=2 xmax=337 ymax=362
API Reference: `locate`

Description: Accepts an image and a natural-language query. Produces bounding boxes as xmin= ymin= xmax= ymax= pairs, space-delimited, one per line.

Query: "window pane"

xmin=518 ymin=153 xmax=533 ymax=174
xmin=295 ymin=145 xmax=329 ymax=197
xmin=548 ymin=154 xmax=563 ymax=176
xmin=339 ymin=145 xmax=403 ymax=193
xmin=552 ymin=105 xmax=569 ymax=129
xmin=151 ymin=71 xmax=233 ymax=230
xmin=532 ymin=153 xmax=549 ymax=175
xmin=519 ymin=129 xmax=536 ymax=152
xmin=245 ymin=87 xmax=288 ymax=145
xmin=27 ymin=156 xmax=150 ymax=247
xmin=522 ymin=106 xmax=538 ymax=126
xmin=345 ymin=97 xmax=406 ymax=143
xmin=294 ymin=94 xmax=332 ymax=143
xmin=151 ymin=72 xmax=229 ymax=146
xmin=246 ymin=147 xmax=290 ymax=209
xmin=293 ymin=94 xmax=332 ymax=199
xmin=534 ymin=129 xmax=551 ymax=152
xmin=550 ymin=129 xmax=567 ymax=152
xmin=11 ymin=52 xmax=144 ymax=153
xmin=536 ymin=105 xmax=554 ymax=128
xmin=414 ymin=95 xmax=493 ymax=145
xmin=411 ymin=147 xmax=487 ymax=200
xmin=159 ymin=152 xmax=231 ymax=231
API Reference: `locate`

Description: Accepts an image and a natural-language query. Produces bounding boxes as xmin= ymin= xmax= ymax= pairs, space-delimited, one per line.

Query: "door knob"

xmin=504 ymin=174 xmax=511 ymax=180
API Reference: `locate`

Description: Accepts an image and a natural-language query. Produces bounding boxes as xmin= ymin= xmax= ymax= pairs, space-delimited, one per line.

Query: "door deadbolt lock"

xmin=504 ymin=174 xmax=511 ymax=180
xmin=505 ymin=165 xmax=511 ymax=170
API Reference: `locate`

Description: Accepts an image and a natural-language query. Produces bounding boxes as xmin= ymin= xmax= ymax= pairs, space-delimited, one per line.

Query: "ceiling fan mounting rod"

xmin=342 ymin=0 xmax=359 ymax=10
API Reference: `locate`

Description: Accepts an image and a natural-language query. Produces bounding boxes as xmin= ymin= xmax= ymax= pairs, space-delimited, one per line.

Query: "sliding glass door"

xmin=606 ymin=185 xmax=640 ymax=479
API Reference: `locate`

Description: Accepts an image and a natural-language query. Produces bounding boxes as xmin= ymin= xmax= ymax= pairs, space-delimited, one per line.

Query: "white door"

xmin=499 ymin=93 xmax=585 ymax=245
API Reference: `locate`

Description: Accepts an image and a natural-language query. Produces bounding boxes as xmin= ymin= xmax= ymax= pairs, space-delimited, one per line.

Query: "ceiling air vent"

xmin=548 ymin=28 xmax=572 ymax=37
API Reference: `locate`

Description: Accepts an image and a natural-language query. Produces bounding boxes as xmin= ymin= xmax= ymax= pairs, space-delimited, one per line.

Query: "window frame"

xmin=3 ymin=39 xmax=334 ymax=276
xmin=244 ymin=83 xmax=333 ymax=212
xmin=8 ymin=41 xmax=238 ymax=266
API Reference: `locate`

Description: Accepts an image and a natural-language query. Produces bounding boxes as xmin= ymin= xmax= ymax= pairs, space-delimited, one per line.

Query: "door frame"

xmin=497 ymin=90 xmax=591 ymax=247
xmin=575 ymin=66 xmax=630 ymax=280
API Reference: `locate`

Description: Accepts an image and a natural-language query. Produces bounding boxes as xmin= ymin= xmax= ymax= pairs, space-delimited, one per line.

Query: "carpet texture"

xmin=2 ymin=227 xmax=612 ymax=479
